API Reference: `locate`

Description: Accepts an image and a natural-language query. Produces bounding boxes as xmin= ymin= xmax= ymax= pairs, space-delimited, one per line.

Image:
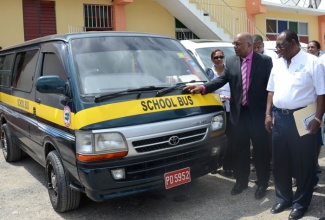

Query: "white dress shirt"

xmin=267 ymin=49 xmax=325 ymax=109
xmin=263 ymin=49 xmax=278 ymax=62
xmin=318 ymin=54 xmax=325 ymax=64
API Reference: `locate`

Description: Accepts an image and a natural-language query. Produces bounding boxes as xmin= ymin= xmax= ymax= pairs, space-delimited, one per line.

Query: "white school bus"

xmin=0 ymin=32 xmax=226 ymax=212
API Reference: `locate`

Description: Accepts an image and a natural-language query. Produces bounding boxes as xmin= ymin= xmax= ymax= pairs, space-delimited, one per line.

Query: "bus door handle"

xmin=34 ymin=98 xmax=41 ymax=115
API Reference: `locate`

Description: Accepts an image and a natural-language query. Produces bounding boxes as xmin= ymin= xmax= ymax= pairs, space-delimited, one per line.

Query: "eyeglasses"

xmin=213 ymin=56 xmax=224 ymax=59
xmin=275 ymin=41 xmax=289 ymax=50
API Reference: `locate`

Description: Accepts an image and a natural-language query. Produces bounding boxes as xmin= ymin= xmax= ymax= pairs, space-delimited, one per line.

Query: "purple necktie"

xmin=241 ymin=58 xmax=248 ymax=106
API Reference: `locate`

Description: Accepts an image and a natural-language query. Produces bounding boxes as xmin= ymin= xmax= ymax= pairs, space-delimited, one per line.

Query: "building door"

xmin=23 ymin=0 xmax=56 ymax=41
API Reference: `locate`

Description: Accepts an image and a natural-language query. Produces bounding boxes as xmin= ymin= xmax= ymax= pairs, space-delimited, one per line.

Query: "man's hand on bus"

xmin=183 ymin=85 xmax=204 ymax=95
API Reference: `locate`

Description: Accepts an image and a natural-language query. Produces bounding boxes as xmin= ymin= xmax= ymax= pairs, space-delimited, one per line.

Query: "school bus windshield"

xmin=70 ymin=36 xmax=208 ymax=95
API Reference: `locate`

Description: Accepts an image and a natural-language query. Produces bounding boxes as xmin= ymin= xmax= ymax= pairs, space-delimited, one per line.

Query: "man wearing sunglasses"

xmin=265 ymin=30 xmax=325 ymax=219
xmin=184 ymin=32 xmax=273 ymax=200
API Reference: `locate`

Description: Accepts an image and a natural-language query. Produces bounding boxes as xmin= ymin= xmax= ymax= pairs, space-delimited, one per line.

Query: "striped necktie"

xmin=241 ymin=58 xmax=248 ymax=106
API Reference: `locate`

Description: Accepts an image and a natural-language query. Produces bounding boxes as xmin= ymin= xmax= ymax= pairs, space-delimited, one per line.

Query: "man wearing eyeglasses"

xmin=265 ymin=30 xmax=325 ymax=219
xmin=183 ymin=32 xmax=273 ymax=200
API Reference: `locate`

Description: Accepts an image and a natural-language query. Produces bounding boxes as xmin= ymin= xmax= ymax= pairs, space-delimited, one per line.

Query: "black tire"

xmin=1 ymin=123 xmax=22 ymax=162
xmin=46 ymin=151 xmax=81 ymax=212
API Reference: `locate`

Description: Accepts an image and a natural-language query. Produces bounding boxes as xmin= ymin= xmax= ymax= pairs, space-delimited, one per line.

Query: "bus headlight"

xmin=76 ymin=132 xmax=128 ymax=162
xmin=211 ymin=115 xmax=223 ymax=131
xmin=95 ymin=133 xmax=127 ymax=153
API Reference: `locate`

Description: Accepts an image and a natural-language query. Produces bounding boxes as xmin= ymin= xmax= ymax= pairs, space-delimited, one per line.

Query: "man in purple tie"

xmin=184 ymin=32 xmax=273 ymax=199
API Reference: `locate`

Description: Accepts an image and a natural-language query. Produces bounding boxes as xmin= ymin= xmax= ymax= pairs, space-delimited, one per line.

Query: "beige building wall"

xmin=3 ymin=0 xmax=319 ymax=49
xmin=56 ymin=0 xmax=112 ymax=34
xmin=125 ymin=0 xmax=175 ymax=38
xmin=0 ymin=0 xmax=113 ymax=48
xmin=0 ymin=0 xmax=174 ymax=48
xmin=0 ymin=0 xmax=24 ymax=48
xmin=228 ymin=0 xmax=246 ymax=9
xmin=256 ymin=10 xmax=319 ymax=42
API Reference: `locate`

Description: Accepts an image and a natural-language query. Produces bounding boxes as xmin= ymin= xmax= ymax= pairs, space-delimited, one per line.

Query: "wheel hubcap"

xmin=51 ymin=170 xmax=58 ymax=194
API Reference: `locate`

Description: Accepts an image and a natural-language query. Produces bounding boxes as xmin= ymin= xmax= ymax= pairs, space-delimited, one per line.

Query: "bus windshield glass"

xmin=71 ymin=36 xmax=207 ymax=95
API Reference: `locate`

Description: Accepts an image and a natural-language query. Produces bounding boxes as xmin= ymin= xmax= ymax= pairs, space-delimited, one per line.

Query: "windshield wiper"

xmin=94 ymin=86 xmax=165 ymax=103
xmin=156 ymin=80 xmax=206 ymax=97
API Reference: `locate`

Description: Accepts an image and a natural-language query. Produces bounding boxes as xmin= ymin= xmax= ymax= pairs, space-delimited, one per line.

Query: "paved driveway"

xmin=0 ymin=149 xmax=325 ymax=220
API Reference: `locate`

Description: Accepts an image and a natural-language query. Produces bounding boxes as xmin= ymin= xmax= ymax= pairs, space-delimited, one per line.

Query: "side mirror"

xmin=36 ymin=76 xmax=67 ymax=95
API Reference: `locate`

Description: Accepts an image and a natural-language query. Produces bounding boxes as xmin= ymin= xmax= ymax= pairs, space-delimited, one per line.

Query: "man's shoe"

xmin=230 ymin=183 xmax=248 ymax=195
xmin=254 ymin=186 xmax=267 ymax=199
xmin=288 ymin=208 xmax=305 ymax=219
xmin=270 ymin=203 xmax=290 ymax=214
xmin=223 ymin=170 xmax=233 ymax=177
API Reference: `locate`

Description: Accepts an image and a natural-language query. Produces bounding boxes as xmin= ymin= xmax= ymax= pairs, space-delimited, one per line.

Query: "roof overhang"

xmin=262 ymin=0 xmax=325 ymax=16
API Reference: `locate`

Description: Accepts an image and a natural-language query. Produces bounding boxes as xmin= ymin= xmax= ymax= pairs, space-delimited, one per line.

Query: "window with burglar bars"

xmin=84 ymin=4 xmax=113 ymax=31
xmin=175 ymin=19 xmax=199 ymax=40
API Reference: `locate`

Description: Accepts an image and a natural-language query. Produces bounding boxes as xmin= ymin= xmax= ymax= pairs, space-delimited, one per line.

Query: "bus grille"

xmin=132 ymin=128 xmax=207 ymax=153
xmin=125 ymin=146 xmax=213 ymax=181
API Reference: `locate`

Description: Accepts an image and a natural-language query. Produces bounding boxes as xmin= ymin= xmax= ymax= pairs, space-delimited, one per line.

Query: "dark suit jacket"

xmin=204 ymin=52 xmax=273 ymax=126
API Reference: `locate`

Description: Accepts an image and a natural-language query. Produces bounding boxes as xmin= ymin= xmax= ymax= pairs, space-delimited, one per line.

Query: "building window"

xmin=23 ymin=0 xmax=56 ymax=41
xmin=266 ymin=19 xmax=309 ymax=43
xmin=175 ymin=19 xmax=199 ymax=40
xmin=84 ymin=4 xmax=113 ymax=31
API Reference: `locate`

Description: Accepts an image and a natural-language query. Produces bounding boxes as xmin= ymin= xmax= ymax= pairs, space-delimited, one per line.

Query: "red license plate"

xmin=164 ymin=167 xmax=191 ymax=189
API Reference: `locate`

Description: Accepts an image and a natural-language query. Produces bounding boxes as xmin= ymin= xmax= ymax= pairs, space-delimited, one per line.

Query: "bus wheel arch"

xmin=1 ymin=123 xmax=22 ymax=162
xmin=46 ymin=150 xmax=81 ymax=212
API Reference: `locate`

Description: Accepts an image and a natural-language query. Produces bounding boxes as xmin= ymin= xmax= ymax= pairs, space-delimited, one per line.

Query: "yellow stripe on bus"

xmin=1 ymin=92 xmax=68 ymax=127
xmin=74 ymin=94 xmax=222 ymax=129
xmin=0 ymin=93 xmax=222 ymax=130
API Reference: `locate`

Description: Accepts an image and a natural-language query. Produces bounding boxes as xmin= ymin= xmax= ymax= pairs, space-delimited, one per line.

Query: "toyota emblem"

xmin=168 ymin=136 xmax=180 ymax=146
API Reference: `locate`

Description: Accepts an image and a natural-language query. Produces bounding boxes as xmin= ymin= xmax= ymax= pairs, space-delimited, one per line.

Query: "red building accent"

xmin=23 ymin=0 xmax=56 ymax=41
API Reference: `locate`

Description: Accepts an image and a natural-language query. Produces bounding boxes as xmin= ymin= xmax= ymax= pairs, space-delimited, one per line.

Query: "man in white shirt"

xmin=265 ymin=30 xmax=325 ymax=219
xmin=253 ymin=34 xmax=278 ymax=62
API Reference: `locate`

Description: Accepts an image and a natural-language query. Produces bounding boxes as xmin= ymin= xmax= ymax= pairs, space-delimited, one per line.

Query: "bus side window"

xmin=42 ymin=53 xmax=67 ymax=81
xmin=12 ymin=50 xmax=39 ymax=92
xmin=0 ymin=54 xmax=14 ymax=87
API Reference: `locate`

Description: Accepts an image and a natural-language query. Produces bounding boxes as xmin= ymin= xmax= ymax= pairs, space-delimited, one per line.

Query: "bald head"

xmin=237 ymin=32 xmax=253 ymax=44
xmin=233 ymin=32 xmax=253 ymax=57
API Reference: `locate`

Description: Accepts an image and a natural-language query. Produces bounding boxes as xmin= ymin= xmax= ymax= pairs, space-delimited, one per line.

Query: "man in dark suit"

xmin=184 ymin=32 xmax=272 ymax=199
